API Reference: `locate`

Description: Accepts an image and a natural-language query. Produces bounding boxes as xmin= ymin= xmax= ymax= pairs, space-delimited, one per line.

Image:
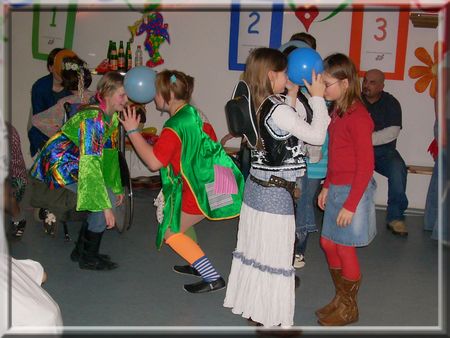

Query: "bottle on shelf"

xmin=135 ymin=45 xmax=143 ymax=67
xmin=118 ymin=40 xmax=125 ymax=71
xmin=107 ymin=40 xmax=113 ymax=64
xmin=126 ymin=41 xmax=132 ymax=71
xmin=110 ymin=41 xmax=118 ymax=71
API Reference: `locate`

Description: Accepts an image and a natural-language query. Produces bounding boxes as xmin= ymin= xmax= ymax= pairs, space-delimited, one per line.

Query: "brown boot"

xmin=318 ymin=276 xmax=361 ymax=326
xmin=315 ymin=268 xmax=343 ymax=319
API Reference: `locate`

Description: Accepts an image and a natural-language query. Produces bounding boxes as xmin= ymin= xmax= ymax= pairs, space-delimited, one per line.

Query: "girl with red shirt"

xmin=120 ymin=70 xmax=243 ymax=294
xmin=316 ymin=53 xmax=376 ymax=326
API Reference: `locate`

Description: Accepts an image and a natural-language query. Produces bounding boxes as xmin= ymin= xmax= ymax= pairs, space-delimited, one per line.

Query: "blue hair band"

xmin=170 ymin=74 xmax=176 ymax=83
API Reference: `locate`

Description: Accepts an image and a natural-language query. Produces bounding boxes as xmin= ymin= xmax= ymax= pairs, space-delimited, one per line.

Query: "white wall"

xmin=9 ymin=6 xmax=441 ymax=209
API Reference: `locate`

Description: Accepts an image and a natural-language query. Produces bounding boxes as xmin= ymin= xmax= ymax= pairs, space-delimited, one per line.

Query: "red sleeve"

xmin=152 ymin=129 xmax=181 ymax=168
xmin=203 ymin=122 xmax=218 ymax=142
xmin=343 ymin=114 xmax=374 ymax=212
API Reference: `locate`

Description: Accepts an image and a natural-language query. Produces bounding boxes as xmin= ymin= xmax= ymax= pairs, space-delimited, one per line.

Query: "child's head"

xmin=53 ymin=49 xmax=77 ymax=80
xmin=290 ymin=32 xmax=316 ymax=50
xmin=47 ymin=48 xmax=64 ymax=73
xmin=155 ymin=70 xmax=194 ymax=105
xmin=97 ymin=71 xmax=127 ymax=114
xmin=242 ymin=47 xmax=287 ymax=110
xmin=322 ymin=53 xmax=361 ymax=116
xmin=61 ymin=56 xmax=92 ymax=93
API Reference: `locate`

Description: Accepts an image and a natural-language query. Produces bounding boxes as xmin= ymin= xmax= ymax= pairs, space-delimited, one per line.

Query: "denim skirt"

xmin=321 ymin=178 xmax=377 ymax=247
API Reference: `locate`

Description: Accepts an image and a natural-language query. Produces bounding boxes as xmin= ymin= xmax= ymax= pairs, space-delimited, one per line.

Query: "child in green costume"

xmin=120 ymin=69 xmax=244 ymax=293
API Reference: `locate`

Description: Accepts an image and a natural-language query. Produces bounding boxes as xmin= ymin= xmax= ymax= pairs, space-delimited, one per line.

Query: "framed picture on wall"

xmin=32 ymin=4 xmax=77 ymax=61
xmin=349 ymin=5 xmax=409 ymax=80
xmin=228 ymin=2 xmax=284 ymax=71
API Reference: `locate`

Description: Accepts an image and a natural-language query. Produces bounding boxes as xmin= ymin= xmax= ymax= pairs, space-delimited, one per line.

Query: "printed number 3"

xmin=373 ymin=17 xmax=386 ymax=41
xmin=248 ymin=11 xmax=260 ymax=34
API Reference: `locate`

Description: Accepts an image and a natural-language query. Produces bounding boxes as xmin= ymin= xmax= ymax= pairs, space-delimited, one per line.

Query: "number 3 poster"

xmin=349 ymin=5 xmax=409 ymax=80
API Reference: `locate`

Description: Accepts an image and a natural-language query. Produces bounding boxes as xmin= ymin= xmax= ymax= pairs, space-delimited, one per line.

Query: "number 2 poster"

xmin=228 ymin=2 xmax=283 ymax=71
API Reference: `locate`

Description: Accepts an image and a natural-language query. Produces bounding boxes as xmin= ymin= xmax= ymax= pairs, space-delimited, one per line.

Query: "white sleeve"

xmin=272 ymin=96 xmax=330 ymax=145
xmin=372 ymin=126 xmax=400 ymax=146
xmin=12 ymin=258 xmax=45 ymax=285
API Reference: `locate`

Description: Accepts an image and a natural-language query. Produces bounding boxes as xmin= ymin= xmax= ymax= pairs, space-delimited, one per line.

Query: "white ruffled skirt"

xmin=223 ymin=202 xmax=296 ymax=327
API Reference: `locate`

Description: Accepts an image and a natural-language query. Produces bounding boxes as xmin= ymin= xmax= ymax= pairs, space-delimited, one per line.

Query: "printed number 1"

xmin=248 ymin=11 xmax=260 ymax=34
xmin=50 ymin=7 xmax=57 ymax=27
xmin=373 ymin=17 xmax=387 ymax=41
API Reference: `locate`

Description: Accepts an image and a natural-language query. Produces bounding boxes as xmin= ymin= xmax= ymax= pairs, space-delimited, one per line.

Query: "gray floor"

xmin=6 ymin=186 xmax=448 ymax=336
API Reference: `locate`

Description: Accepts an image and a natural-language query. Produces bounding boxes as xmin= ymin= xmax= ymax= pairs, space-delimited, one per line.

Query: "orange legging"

xmin=164 ymin=211 xmax=205 ymax=265
xmin=165 ymin=232 xmax=205 ymax=265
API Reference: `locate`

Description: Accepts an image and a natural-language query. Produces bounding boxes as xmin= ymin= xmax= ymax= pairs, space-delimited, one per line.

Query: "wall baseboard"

xmin=375 ymin=204 xmax=425 ymax=216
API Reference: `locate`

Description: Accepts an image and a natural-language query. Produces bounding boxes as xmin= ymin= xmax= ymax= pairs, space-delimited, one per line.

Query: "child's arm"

xmin=274 ymin=71 xmax=329 ymax=145
xmin=119 ymin=105 xmax=163 ymax=171
xmin=342 ymin=114 xmax=374 ymax=213
xmin=31 ymin=99 xmax=65 ymax=137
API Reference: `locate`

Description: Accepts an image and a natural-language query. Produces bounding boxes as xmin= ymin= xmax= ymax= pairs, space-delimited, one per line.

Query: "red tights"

xmin=320 ymin=236 xmax=361 ymax=281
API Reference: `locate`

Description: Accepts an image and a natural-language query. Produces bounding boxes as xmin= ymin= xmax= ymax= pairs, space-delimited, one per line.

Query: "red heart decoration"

xmin=294 ymin=6 xmax=319 ymax=32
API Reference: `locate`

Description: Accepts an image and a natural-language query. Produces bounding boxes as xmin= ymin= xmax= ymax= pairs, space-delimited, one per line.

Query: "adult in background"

xmin=28 ymin=48 xmax=75 ymax=157
xmin=362 ymin=69 xmax=408 ymax=236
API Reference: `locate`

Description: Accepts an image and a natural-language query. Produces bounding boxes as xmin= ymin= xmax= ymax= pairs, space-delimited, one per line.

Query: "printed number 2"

xmin=50 ymin=7 xmax=57 ymax=27
xmin=248 ymin=12 xmax=260 ymax=34
xmin=373 ymin=17 xmax=387 ymax=41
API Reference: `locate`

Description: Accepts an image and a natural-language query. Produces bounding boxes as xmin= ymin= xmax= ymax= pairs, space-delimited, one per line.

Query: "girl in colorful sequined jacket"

xmin=30 ymin=71 xmax=128 ymax=271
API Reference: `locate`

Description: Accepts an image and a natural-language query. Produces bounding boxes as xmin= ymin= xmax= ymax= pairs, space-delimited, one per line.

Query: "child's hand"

xmin=303 ymin=70 xmax=325 ymax=98
xmin=336 ymin=208 xmax=354 ymax=227
xmin=104 ymin=208 xmax=116 ymax=229
xmin=285 ymin=79 xmax=299 ymax=96
xmin=317 ymin=187 xmax=328 ymax=210
xmin=118 ymin=105 xmax=140 ymax=132
xmin=115 ymin=194 xmax=124 ymax=207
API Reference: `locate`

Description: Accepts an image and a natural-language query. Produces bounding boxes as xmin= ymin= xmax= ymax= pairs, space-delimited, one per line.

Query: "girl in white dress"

xmin=223 ymin=47 xmax=330 ymax=327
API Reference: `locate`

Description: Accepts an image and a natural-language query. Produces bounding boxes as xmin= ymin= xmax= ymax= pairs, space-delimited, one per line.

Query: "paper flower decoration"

xmin=408 ymin=41 xmax=440 ymax=99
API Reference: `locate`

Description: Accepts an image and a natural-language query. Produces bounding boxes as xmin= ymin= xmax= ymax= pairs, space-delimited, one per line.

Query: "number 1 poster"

xmin=32 ymin=4 xmax=77 ymax=61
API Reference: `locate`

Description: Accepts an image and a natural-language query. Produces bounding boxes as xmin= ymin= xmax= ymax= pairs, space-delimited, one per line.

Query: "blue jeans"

xmin=425 ymin=150 xmax=448 ymax=242
xmin=295 ymin=176 xmax=322 ymax=255
xmin=65 ymin=184 xmax=117 ymax=233
xmin=374 ymin=146 xmax=408 ymax=223
xmin=424 ymin=160 xmax=438 ymax=238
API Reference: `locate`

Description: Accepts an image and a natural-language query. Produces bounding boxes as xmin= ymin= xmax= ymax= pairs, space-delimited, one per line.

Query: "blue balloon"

xmin=278 ymin=40 xmax=310 ymax=53
xmin=287 ymin=48 xmax=324 ymax=86
xmin=124 ymin=66 xmax=156 ymax=104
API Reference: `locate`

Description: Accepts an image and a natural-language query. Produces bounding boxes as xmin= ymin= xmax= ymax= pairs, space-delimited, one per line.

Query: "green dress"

xmin=156 ymin=104 xmax=244 ymax=248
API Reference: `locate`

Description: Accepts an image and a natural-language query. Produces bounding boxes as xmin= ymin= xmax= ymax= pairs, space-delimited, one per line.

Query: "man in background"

xmin=362 ymin=69 xmax=409 ymax=236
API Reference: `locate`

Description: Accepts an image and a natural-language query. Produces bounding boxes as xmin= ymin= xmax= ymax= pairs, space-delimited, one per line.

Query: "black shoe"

xmin=295 ymin=275 xmax=300 ymax=289
xmin=71 ymin=247 xmax=111 ymax=263
xmin=183 ymin=277 xmax=226 ymax=293
xmin=78 ymin=230 xmax=118 ymax=271
xmin=173 ymin=264 xmax=201 ymax=277
xmin=247 ymin=317 xmax=263 ymax=326
xmin=79 ymin=256 xmax=118 ymax=270
xmin=11 ymin=220 xmax=26 ymax=239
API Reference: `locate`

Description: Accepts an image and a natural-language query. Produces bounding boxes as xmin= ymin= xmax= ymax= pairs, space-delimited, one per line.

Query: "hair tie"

xmin=170 ymin=74 xmax=177 ymax=84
